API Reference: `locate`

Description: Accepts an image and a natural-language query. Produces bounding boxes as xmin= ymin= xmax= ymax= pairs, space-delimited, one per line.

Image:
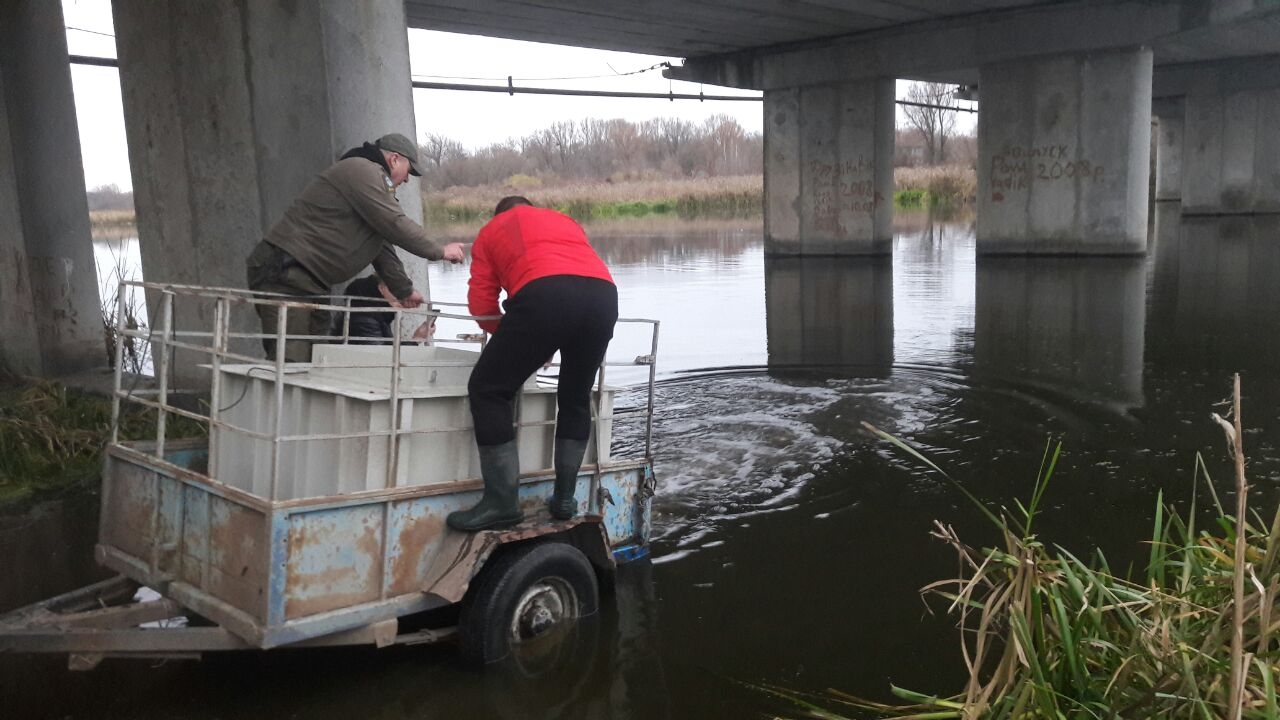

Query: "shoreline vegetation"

xmin=86 ymin=166 xmax=977 ymax=231
xmin=758 ymin=378 xmax=1278 ymax=720
xmin=0 ymin=373 xmax=203 ymax=507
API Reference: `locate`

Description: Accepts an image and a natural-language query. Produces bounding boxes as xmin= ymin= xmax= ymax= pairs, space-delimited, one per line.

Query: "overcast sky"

xmin=61 ymin=0 xmax=974 ymax=193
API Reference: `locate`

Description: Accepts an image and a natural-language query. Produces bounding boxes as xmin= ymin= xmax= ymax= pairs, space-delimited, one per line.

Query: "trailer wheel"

xmin=459 ymin=541 xmax=599 ymax=668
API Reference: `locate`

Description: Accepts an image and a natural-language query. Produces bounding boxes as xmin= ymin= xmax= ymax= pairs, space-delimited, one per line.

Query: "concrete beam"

xmin=1153 ymin=54 xmax=1280 ymax=98
xmin=1182 ymin=84 xmax=1280 ymax=215
xmin=667 ymin=1 xmax=1278 ymax=91
xmin=1150 ymin=55 xmax=1280 ymax=215
xmin=0 ymin=66 xmax=41 ymax=375
xmin=1153 ymin=98 xmax=1184 ymax=203
xmin=977 ymin=48 xmax=1153 ymax=254
xmin=113 ymin=0 xmax=424 ymax=375
xmin=0 ymin=0 xmax=103 ymax=376
xmin=763 ymin=79 xmax=894 ymax=256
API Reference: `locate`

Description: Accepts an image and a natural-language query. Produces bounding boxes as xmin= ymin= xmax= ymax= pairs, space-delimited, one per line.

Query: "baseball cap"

xmin=375 ymin=133 xmax=423 ymax=176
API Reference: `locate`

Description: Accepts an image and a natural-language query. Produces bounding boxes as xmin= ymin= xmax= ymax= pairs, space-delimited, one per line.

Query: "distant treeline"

xmin=418 ymin=114 xmax=763 ymax=189
xmin=87 ymin=184 xmax=133 ymax=212
xmin=84 ymin=114 xmax=978 ymax=227
xmin=83 ymin=115 xmax=762 ymax=212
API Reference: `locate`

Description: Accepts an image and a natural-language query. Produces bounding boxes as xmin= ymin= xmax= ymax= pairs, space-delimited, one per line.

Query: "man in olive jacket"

xmin=246 ymin=132 xmax=465 ymax=361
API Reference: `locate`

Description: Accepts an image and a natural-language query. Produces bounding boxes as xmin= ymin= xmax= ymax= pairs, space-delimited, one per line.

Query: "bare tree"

xmin=544 ymin=120 xmax=580 ymax=173
xmin=604 ymin=119 xmax=644 ymax=175
xmin=901 ymin=81 xmax=958 ymax=164
xmin=703 ymin=115 xmax=746 ymax=175
xmin=418 ymin=115 xmax=765 ymax=188
xmin=420 ymin=133 xmax=465 ymax=170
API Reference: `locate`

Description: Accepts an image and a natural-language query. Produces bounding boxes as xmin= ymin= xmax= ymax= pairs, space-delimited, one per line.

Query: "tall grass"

xmin=761 ymin=376 xmax=1277 ymax=720
xmin=0 ymin=375 xmax=204 ymax=506
xmin=425 ymin=175 xmax=764 ymax=225
xmin=894 ymin=165 xmax=976 ymax=208
xmin=88 ymin=210 xmax=136 ymax=232
xmin=95 ymin=236 xmax=150 ymax=374
xmin=428 ymin=169 xmax=976 ymax=224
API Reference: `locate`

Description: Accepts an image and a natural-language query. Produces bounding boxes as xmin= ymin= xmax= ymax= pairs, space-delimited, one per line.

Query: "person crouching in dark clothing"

xmin=335 ymin=275 xmax=436 ymax=344
xmin=337 ymin=275 xmax=397 ymax=343
xmin=446 ymin=196 xmax=617 ymax=532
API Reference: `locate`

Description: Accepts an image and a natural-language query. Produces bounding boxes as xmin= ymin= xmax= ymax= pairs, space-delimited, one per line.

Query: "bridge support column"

xmin=977 ymin=48 xmax=1152 ymax=255
xmin=113 ymin=0 xmax=423 ymax=366
xmin=0 ymin=0 xmax=103 ymax=376
xmin=1182 ymin=84 xmax=1280 ymax=215
xmin=763 ymin=78 xmax=894 ymax=256
xmin=1153 ymin=98 xmax=1183 ymax=203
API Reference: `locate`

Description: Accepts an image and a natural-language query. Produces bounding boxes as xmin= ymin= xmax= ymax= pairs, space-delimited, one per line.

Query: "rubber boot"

xmin=549 ymin=438 xmax=589 ymax=520
xmin=447 ymin=441 xmax=524 ymax=531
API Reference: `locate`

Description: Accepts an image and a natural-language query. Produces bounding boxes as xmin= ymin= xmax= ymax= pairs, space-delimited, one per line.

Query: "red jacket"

xmin=468 ymin=206 xmax=613 ymax=332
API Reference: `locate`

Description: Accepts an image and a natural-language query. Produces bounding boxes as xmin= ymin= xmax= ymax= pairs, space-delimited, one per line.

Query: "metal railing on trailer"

xmin=106 ymin=280 xmax=659 ymax=503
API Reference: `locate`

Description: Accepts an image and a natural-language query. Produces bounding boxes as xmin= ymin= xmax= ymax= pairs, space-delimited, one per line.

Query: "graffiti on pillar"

xmin=808 ymin=155 xmax=883 ymax=234
xmin=988 ymin=144 xmax=1105 ymax=202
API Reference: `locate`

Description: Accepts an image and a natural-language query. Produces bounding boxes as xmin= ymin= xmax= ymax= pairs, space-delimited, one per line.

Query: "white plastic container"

xmin=210 ymin=345 xmax=613 ymax=500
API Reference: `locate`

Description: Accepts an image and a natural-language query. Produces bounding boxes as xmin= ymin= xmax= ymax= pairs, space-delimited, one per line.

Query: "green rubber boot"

xmin=549 ymin=438 xmax=589 ymax=520
xmin=447 ymin=441 xmax=524 ymax=531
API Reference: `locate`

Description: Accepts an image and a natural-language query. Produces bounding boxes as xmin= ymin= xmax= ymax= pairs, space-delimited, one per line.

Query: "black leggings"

xmin=468 ymin=276 xmax=618 ymax=446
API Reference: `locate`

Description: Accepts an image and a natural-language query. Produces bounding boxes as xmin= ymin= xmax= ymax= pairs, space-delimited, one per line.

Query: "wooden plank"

xmin=30 ymin=599 xmax=183 ymax=630
xmin=0 ymin=626 xmax=251 ymax=653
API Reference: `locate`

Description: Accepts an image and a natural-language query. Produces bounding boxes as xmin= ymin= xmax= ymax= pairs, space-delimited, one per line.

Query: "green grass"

xmin=0 ymin=376 xmax=205 ymax=507
xmin=430 ymin=192 xmax=762 ymax=224
xmin=758 ymin=377 xmax=1278 ymax=719
xmin=894 ymin=188 xmax=928 ymax=207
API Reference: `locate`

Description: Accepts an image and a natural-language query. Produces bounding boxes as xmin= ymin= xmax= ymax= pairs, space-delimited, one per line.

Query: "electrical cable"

xmin=216 ymin=365 xmax=280 ymax=413
xmin=410 ymin=61 xmax=669 ymax=83
xmin=66 ymin=25 xmax=115 ymax=38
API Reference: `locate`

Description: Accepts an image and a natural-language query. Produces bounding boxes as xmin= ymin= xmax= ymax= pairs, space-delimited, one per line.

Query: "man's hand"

xmin=399 ymin=289 xmax=425 ymax=309
xmin=412 ymin=318 xmax=436 ymax=341
xmin=442 ymin=242 xmax=466 ymax=264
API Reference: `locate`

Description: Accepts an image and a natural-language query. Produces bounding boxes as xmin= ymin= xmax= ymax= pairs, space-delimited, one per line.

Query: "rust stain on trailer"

xmin=423 ymin=530 xmax=499 ymax=604
xmin=388 ymin=511 xmax=445 ymax=596
xmin=423 ymin=517 xmax=601 ymax=604
xmin=206 ymin=499 xmax=268 ymax=620
xmin=209 ymin=503 xmax=261 ymax=580
xmin=284 ymin=519 xmax=381 ymax=619
xmin=104 ymin=464 xmax=157 ymax=560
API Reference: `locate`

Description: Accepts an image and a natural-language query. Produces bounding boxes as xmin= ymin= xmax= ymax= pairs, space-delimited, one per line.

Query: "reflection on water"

xmin=974 ymin=256 xmax=1146 ymax=408
xmin=9 ymin=211 xmax=1280 ymax=718
xmin=765 ymin=256 xmax=893 ymax=373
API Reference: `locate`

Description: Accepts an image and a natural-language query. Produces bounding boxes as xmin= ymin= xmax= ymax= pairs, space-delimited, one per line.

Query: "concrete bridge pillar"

xmin=1182 ymin=85 xmax=1280 ymax=215
xmin=977 ymin=48 xmax=1153 ymax=255
xmin=1152 ymin=98 xmax=1184 ymax=203
xmin=0 ymin=0 xmax=104 ymax=376
xmin=763 ymin=78 xmax=894 ymax=256
xmin=112 ymin=0 xmax=424 ymax=368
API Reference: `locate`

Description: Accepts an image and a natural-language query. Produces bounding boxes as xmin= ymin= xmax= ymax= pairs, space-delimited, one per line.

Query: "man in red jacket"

xmin=447 ymin=196 xmax=617 ymax=531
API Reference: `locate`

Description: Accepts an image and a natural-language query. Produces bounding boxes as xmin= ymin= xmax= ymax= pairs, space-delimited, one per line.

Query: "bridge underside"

xmin=1 ymin=0 xmax=1279 ymax=376
xmin=406 ymin=0 xmax=1280 ymax=254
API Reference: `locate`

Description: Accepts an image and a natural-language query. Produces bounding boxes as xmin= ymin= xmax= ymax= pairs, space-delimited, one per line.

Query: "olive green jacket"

xmin=263 ymin=157 xmax=441 ymax=299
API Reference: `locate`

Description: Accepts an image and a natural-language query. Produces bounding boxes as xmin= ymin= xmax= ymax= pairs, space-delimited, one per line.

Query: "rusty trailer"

xmin=0 ymin=282 xmax=659 ymax=668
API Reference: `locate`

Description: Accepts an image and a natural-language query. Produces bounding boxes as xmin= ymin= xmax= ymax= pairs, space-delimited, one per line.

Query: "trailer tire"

xmin=459 ymin=541 xmax=599 ymax=668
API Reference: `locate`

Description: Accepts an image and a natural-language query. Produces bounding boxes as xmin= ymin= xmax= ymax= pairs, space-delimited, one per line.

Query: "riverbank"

xmin=425 ymin=167 xmax=976 ymax=224
xmin=0 ymin=373 xmax=203 ymax=508
xmin=87 ymin=166 xmax=976 ymax=230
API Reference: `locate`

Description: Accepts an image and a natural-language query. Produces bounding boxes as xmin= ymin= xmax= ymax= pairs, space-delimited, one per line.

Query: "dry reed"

xmin=758 ymin=375 xmax=1277 ymax=720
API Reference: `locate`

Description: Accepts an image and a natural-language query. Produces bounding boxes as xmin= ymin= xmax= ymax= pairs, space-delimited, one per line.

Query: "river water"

xmin=5 ymin=206 xmax=1280 ymax=718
